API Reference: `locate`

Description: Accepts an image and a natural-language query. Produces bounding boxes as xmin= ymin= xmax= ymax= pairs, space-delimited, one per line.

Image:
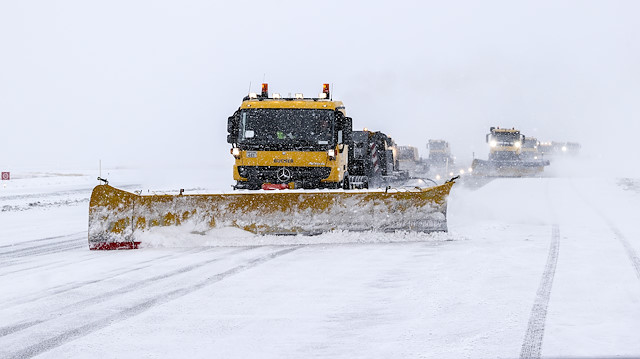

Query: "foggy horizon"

xmin=2 ymin=1 xmax=638 ymax=175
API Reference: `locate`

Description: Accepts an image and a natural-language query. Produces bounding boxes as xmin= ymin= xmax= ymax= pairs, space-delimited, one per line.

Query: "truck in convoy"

xmin=538 ymin=141 xmax=581 ymax=161
xmin=520 ymin=136 xmax=541 ymax=161
xmin=397 ymin=145 xmax=427 ymax=176
xmin=226 ymin=84 xmax=352 ymax=190
xmin=427 ymin=140 xmax=454 ymax=167
xmin=487 ymin=127 xmax=523 ymax=161
xmin=397 ymin=146 xmax=419 ymax=164
xmin=85 ymin=84 xmax=459 ymax=249
xmin=348 ymin=130 xmax=409 ymax=188
xmin=472 ymin=127 xmax=549 ymax=177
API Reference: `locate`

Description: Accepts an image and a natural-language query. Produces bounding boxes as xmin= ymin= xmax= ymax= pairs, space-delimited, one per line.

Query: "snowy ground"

xmin=1 ymin=165 xmax=640 ymax=358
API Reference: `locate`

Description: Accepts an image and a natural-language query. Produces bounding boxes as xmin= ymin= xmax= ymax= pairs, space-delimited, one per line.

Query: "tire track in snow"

xmin=0 ymin=187 xmax=95 ymax=202
xmin=0 ymin=321 xmax=45 ymax=338
xmin=0 ymin=253 xmax=96 ymax=278
xmin=0 ymin=184 xmax=136 ymax=203
xmin=0 ymin=235 xmax=88 ymax=271
xmin=599 ymin=216 xmax=640 ymax=281
xmin=0 ymin=244 xmax=86 ymax=265
xmin=0 ymin=235 xmax=86 ymax=259
xmin=1 ymin=242 xmax=85 ymax=259
xmin=568 ymin=179 xmax=640 ymax=282
xmin=0 ymin=237 xmax=185 ymax=276
xmin=0 ymin=248 xmax=220 ymax=337
xmin=59 ymin=246 xmax=259 ymax=310
xmin=6 ymin=246 xmax=300 ymax=359
xmin=520 ymin=224 xmax=560 ymax=359
xmin=0 ymin=248 xmax=206 ymax=308
xmin=0 ymin=246 xmax=259 ymax=338
xmin=0 ymin=231 xmax=85 ymax=250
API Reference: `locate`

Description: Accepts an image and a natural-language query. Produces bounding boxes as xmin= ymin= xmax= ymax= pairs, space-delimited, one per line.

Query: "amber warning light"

xmin=323 ymin=83 xmax=330 ymax=99
xmin=261 ymin=83 xmax=268 ymax=97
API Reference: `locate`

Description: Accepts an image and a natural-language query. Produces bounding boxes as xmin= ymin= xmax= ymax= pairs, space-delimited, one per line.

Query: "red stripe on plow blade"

xmin=89 ymin=241 xmax=141 ymax=250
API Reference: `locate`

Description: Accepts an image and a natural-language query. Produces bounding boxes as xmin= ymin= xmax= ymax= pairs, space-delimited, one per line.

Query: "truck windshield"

xmin=493 ymin=132 xmax=520 ymax=145
xmin=238 ymin=109 xmax=335 ymax=148
xmin=397 ymin=148 xmax=416 ymax=160
xmin=429 ymin=142 xmax=446 ymax=150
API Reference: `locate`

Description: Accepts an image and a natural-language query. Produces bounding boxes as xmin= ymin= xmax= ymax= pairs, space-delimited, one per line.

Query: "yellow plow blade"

xmin=88 ymin=182 xmax=455 ymax=250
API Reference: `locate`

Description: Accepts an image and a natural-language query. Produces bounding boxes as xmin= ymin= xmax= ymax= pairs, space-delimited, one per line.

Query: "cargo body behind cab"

xmin=348 ymin=130 xmax=408 ymax=188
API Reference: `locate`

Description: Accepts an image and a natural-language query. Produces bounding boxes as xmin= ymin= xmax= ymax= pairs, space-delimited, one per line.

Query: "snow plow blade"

xmin=88 ymin=181 xmax=455 ymax=250
xmin=471 ymin=159 xmax=549 ymax=177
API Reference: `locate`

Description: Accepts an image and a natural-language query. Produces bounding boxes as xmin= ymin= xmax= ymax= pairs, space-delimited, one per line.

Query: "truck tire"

xmin=342 ymin=172 xmax=350 ymax=190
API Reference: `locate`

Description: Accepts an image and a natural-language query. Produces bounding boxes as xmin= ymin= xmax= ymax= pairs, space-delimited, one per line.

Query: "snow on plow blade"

xmin=471 ymin=159 xmax=548 ymax=177
xmin=88 ymin=182 xmax=455 ymax=250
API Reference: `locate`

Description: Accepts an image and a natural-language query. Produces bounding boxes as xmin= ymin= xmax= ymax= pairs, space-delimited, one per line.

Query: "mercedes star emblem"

xmin=277 ymin=168 xmax=292 ymax=182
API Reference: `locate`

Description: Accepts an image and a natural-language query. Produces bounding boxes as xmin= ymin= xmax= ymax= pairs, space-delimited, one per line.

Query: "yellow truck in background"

xmin=473 ymin=127 xmax=549 ymax=177
xmin=486 ymin=127 xmax=523 ymax=161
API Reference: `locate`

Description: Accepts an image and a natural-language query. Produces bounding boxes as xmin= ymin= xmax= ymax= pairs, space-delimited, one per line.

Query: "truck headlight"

xmin=514 ymin=141 xmax=522 ymax=148
xmin=327 ymin=149 xmax=336 ymax=160
xmin=489 ymin=140 xmax=497 ymax=148
xmin=231 ymin=147 xmax=241 ymax=159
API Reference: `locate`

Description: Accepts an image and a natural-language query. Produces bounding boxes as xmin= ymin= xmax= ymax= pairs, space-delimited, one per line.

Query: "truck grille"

xmin=238 ymin=166 xmax=332 ymax=182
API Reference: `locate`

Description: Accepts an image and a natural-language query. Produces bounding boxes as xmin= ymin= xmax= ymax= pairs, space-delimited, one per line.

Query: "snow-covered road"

xmin=1 ymin=172 xmax=639 ymax=358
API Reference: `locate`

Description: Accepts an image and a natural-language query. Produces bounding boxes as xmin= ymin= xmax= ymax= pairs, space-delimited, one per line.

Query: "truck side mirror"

xmin=227 ymin=116 xmax=234 ymax=133
xmin=226 ymin=111 xmax=239 ymax=144
xmin=343 ymin=116 xmax=352 ymax=144
xmin=486 ymin=134 xmax=490 ymax=143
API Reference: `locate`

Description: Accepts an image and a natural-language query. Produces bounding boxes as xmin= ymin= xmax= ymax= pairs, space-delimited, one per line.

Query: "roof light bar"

xmin=295 ymin=93 xmax=303 ymax=99
xmin=248 ymin=92 xmax=257 ymax=99
xmin=273 ymin=93 xmax=281 ymax=99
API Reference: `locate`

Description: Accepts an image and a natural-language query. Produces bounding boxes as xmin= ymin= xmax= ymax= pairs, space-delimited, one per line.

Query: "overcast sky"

xmin=1 ymin=0 xmax=638 ymax=171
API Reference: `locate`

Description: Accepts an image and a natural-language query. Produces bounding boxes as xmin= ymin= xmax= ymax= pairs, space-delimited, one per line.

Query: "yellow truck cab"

xmin=227 ymin=84 xmax=353 ymax=190
xmin=486 ymin=127 xmax=525 ymax=161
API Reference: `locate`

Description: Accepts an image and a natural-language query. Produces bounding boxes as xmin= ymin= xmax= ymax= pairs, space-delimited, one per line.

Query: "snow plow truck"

xmin=471 ymin=127 xmax=549 ymax=177
xmin=347 ymin=130 xmax=410 ymax=188
xmin=427 ymin=139 xmax=454 ymax=168
xmin=396 ymin=145 xmax=427 ymax=177
xmin=87 ymin=84 xmax=456 ymax=250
